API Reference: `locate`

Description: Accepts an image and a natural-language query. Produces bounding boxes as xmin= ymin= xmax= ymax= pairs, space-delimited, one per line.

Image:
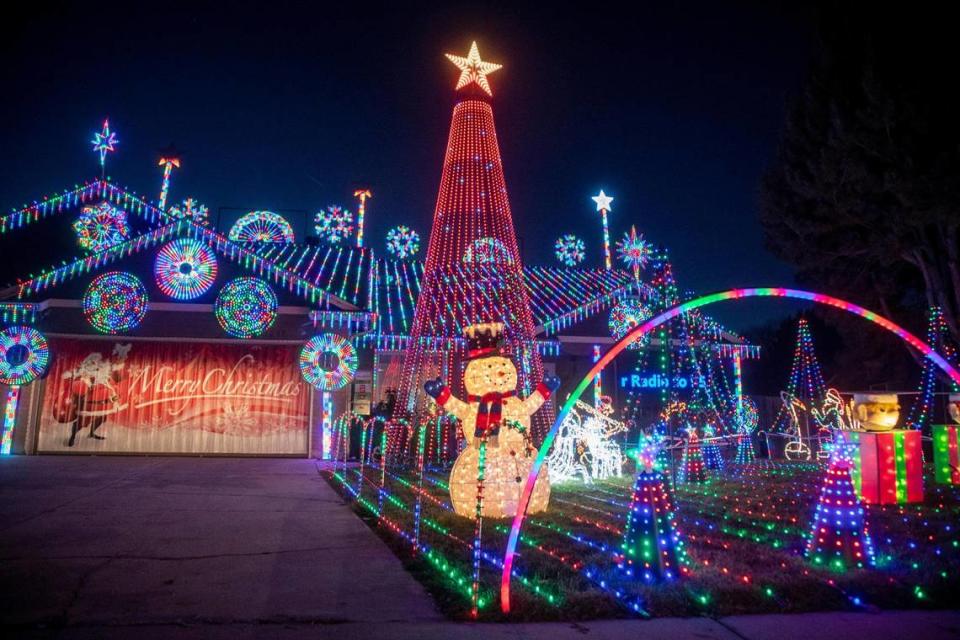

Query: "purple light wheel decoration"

xmin=83 ymin=272 xmax=149 ymax=334
xmin=299 ymin=333 xmax=357 ymax=391
xmin=214 ymin=277 xmax=277 ymax=338
xmin=0 ymin=326 xmax=50 ymax=386
xmin=154 ymin=239 xmax=219 ymax=300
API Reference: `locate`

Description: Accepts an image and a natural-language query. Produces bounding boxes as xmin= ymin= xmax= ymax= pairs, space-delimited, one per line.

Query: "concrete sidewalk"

xmin=1 ymin=457 xmax=957 ymax=639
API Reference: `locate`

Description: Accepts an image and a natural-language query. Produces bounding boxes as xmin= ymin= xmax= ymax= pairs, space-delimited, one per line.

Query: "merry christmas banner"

xmin=37 ymin=338 xmax=310 ymax=455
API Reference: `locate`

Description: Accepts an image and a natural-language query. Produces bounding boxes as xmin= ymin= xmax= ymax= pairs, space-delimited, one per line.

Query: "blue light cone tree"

xmin=677 ymin=430 xmax=707 ymax=484
xmin=906 ymin=306 xmax=958 ymax=431
xmin=734 ymin=428 xmax=756 ymax=464
xmin=702 ymin=424 xmax=725 ymax=471
xmin=805 ymin=442 xmax=876 ymax=572
xmin=619 ymin=463 xmax=683 ymax=582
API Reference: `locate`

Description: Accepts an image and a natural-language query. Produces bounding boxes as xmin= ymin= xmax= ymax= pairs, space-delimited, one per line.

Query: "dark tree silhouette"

xmin=761 ymin=7 xmax=960 ymax=345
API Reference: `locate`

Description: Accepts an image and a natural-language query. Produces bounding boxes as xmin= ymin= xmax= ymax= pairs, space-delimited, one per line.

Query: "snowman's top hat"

xmin=464 ymin=322 xmax=505 ymax=360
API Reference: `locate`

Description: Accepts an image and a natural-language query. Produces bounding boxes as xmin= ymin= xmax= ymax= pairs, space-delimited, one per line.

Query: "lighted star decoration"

xmin=91 ymin=119 xmax=118 ymax=174
xmin=592 ymin=190 xmax=614 ymax=212
xmin=445 ymin=41 xmax=502 ymax=97
xmin=617 ymin=225 xmax=652 ymax=276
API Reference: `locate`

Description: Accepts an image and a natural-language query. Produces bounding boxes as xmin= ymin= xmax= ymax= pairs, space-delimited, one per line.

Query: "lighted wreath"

xmin=299 ymin=333 xmax=358 ymax=391
xmin=83 ymin=271 xmax=149 ymax=334
xmin=154 ymin=238 xmax=218 ymax=300
xmin=214 ymin=277 xmax=277 ymax=338
xmin=0 ymin=326 xmax=50 ymax=386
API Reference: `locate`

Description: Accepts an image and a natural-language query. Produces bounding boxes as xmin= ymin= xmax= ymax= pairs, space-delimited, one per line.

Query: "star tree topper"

xmin=592 ymin=190 xmax=614 ymax=212
xmin=445 ymin=41 xmax=502 ymax=96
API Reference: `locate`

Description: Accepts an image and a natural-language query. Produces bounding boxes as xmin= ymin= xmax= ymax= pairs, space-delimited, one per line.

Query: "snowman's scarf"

xmin=468 ymin=391 xmax=516 ymax=438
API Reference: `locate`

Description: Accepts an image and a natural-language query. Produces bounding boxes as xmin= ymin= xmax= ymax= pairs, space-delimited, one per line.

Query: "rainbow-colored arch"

xmin=500 ymin=287 xmax=960 ymax=613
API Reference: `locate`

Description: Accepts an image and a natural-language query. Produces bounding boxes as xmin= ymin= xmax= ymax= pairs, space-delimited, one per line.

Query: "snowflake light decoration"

xmin=72 ymin=202 xmax=130 ymax=252
xmin=0 ymin=326 xmax=50 ymax=386
xmin=228 ymin=211 xmax=295 ymax=243
xmin=299 ymin=333 xmax=358 ymax=391
xmin=616 ymin=225 xmax=652 ymax=276
xmin=385 ymin=225 xmax=421 ymax=259
xmin=167 ymin=197 xmax=210 ymax=226
xmin=608 ymin=299 xmax=653 ymax=350
xmin=83 ymin=272 xmax=149 ymax=334
xmin=554 ymin=234 xmax=586 ymax=267
xmin=314 ymin=205 xmax=354 ymax=244
xmin=214 ymin=277 xmax=277 ymax=338
xmin=154 ymin=239 xmax=219 ymax=300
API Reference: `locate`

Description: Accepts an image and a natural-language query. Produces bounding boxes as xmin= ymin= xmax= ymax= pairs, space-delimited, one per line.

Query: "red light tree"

xmin=395 ymin=42 xmax=547 ymax=434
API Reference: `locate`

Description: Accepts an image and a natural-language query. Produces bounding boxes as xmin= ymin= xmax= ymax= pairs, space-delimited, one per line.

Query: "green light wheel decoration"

xmin=214 ymin=277 xmax=277 ymax=338
xmin=299 ymin=333 xmax=358 ymax=391
xmin=83 ymin=271 xmax=149 ymax=334
xmin=0 ymin=326 xmax=50 ymax=386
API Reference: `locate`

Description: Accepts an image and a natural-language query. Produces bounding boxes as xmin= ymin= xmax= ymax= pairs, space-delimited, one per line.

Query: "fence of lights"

xmin=298 ymin=333 xmax=358 ymax=391
xmin=72 ymin=201 xmax=131 ymax=252
xmin=386 ymin=225 xmax=421 ymax=259
xmin=554 ymin=234 xmax=585 ymax=267
xmin=315 ymin=205 xmax=354 ymax=244
xmin=214 ymin=277 xmax=277 ymax=338
xmin=83 ymin=271 xmax=149 ymax=334
xmin=154 ymin=238 xmax=219 ymax=300
xmin=228 ymin=210 xmax=295 ymax=243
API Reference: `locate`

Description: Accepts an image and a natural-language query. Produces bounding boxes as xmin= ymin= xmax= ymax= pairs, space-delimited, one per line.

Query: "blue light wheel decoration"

xmin=214 ymin=277 xmax=277 ymax=338
xmin=154 ymin=238 xmax=219 ymax=299
xmin=609 ymin=299 xmax=653 ymax=350
xmin=0 ymin=326 xmax=50 ymax=386
xmin=299 ymin=333 xmax=357 ymax=391
xmin=83 ymin=272 xmax=149 ymax=334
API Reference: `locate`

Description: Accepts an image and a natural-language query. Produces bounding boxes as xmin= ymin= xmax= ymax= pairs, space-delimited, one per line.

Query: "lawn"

xmin=325 ymin=455 xmax=960 ymax=621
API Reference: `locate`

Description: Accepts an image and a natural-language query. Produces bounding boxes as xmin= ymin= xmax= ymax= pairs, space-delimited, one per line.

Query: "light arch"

xmin=500 ymin=287 xmax=960 ymax=613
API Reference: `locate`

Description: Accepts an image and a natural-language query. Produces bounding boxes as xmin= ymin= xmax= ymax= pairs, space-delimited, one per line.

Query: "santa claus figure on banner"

xmin=53 ymin=344 xmax=131 ymax=446
xmin=424 ymin=322 xmax=559 ymax=518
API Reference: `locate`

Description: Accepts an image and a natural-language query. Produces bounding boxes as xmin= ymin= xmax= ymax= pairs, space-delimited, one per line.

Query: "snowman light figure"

xmin=424 ymin=322 xmax=559 ymax=518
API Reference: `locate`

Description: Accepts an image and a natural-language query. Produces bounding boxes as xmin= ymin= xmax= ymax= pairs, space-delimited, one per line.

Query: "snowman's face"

xmin=464 ymin=356 xmax=518 ymax=396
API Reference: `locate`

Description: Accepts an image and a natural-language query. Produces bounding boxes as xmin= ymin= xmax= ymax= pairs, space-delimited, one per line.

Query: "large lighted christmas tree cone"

xmin=805 ymin=432 xmax=876 ymax=571
xmin=424 ymin=323 xmax=558 ymax=517
xmin=678 ymin=426 xmax=707 ymax=484
xmin=395 ymin=42 xmax=549 ymax=438
xmin=619 ymin=436 xmax=683 ymax=582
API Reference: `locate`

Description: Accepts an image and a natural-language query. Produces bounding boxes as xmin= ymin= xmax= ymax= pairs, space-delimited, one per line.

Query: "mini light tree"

xmin=734 ymin=398 xmax=758 ymax=464
xmin=773 ymin=317 xmax=827 ymax=433
xmin=701 ymin=423 xmax=725 ymax=470
xmin=906 ymin=306 xmax=958 ymax=431
xmin=619 ymin=435 xmax=683 ymax=582
xmin=805 ymin=432 xmax=876 ymax=571
xmin=677 ymin=425 xmax=706 ymax=484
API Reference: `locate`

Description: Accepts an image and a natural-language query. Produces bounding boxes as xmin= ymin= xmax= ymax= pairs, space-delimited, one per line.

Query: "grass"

xmin=324 ymin=456 xmax=960 ymax=621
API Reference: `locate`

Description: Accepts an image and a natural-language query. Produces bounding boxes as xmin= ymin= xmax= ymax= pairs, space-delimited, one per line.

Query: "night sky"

xmin=1 ymin=2 xmax=815 ymax=329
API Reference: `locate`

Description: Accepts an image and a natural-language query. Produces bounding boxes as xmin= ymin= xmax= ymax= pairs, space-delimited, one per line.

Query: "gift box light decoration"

xmin=423 ymin=322 xmax=557 ymax=518
xmin=847 ymin=428 xmax=924 ymax=504
xmin=932 ymin=424 xmax=960 ymax=485
xmin=82 ymin=271 xmax=149 ymax=334
xmin=154 ymin=238 xmax=218 ymax=300
xmin=214 ymin=277 xmax=277 ymax=338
